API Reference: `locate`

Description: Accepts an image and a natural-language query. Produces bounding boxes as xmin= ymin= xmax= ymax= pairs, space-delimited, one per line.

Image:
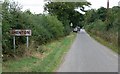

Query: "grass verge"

xmin=88 ymin=32 xmax=118 ymax=54
xmin=2 ymin=33 xmax=76 ymax=72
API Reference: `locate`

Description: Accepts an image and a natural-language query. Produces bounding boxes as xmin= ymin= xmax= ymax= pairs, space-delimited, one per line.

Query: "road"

xmin=57 ymin=29 xmax=118 ymax=72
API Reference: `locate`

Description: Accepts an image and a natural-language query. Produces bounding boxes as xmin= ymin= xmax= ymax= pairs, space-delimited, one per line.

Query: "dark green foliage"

xmin=44 ymin=2 xmax=91 ymax=34
xmin=84 ymin=9 xmax=98 ymax=25
xmin=97 ymin=7 xmax=107 ymax=21
xmin=2 ymin=1 xmax=65 ymax=55
xmin=31 ymin=15 xmax=64 ymax=45
xmin=85 ymin=6 xmax=120 ymax=52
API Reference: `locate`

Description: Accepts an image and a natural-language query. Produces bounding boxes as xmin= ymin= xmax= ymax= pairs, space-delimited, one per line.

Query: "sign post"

xmin=70 ymin=23 xmax=73 ymax=27
xmin=26 ymin=36 xmax=29 ymax=48
xmin=10 ymin=29 xmax=32 ymax=52
xmin=13 ymin=36 xmax=15 ymax=52
xmin=70 ymin=23 xmax=73 ymax=31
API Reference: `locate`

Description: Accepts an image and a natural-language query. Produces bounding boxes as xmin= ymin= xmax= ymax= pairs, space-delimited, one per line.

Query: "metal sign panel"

xmin=10 ymin=29 xmax=31 ymax=36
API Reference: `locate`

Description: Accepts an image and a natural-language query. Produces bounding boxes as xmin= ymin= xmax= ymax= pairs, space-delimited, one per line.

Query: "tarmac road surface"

xmin=57 ymin=29 xmax=118 ymax=72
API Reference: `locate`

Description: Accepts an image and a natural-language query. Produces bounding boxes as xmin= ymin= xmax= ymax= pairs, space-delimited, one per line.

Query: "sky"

xmin=6 ymin=0 xmax=120 ymax=14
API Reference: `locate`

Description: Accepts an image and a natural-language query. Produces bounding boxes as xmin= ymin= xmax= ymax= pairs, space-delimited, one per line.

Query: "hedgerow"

xmin=85 ymin=6 xmax=120 ymax=53
xmin=2 ymin=2 xmax=66 ymax=57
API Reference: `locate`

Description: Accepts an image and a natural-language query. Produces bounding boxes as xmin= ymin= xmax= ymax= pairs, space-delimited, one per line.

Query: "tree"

xmin=2 ymin=1 xmax=27 ymax=54
xmin=2 ymin=1 xmax=66 ymax=56
xmin=84 ymin=9 xmax=98 ymax=26
xmin=97 ymin=7 xmax=107 ymax=21
xmin=84 ymin=6 xmax=119 ymax=51
xmin=44 ymin=1 xmax=91 ymax=34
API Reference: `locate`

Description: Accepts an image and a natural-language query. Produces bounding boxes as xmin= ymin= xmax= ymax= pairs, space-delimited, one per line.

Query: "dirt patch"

xmin=31 ymin=52 xmax=44 ymax=59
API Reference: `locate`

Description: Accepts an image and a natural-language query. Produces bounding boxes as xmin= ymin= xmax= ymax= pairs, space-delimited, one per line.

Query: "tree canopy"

xmin=44 ymin=1 xmax=91 ymax=29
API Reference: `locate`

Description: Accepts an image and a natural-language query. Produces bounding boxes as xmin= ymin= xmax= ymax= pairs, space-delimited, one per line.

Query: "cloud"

xmin=87 ymin=0 xmax=119 ymax=9
xmin=10 ymin=0 xmax=120 ymax=14
xmin=12 ymin=0 xmax=44 ymax=14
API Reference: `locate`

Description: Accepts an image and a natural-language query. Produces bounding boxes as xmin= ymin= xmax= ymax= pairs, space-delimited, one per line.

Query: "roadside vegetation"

xmin=84 ymin=7 xmax=120 ymax=54
xmin=3 ymin=0 xmax=119 ymax=72
xmin=2 ymin=1 xmax=90 ymax=60
xmin=2 ymin=0 xmax=90 ymax=72
xmin=2 ymin=2 xmax=66 ymax=60
xmin=3 ymin=33 xmax=76 ymax=72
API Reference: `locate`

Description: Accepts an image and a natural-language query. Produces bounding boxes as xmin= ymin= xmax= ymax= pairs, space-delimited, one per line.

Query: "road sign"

xmin=70 ymin=23 xmax=73 ymax=27
xmin=10 ymin=29 xmax=31 ymax=36
xmin=10 ymin=29 xmax=32 ymax=52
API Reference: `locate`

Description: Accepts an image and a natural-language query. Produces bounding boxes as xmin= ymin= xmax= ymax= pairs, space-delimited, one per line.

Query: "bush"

xmin=2 ymin=2 xmax=65 ymax=56
xmin=85 ymin=8 xmax=119 ymax=51
xmin=46 ymin=15 xmax=64 ymax=38
xmin=31 ymin=15 xmax=64 ymax=45
xmin=92 ymin=20 xmax=106 ymax=31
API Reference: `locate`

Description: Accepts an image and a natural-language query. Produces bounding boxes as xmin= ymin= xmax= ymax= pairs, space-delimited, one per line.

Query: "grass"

xmin=88 ymin=32 xmax=118 ymax=54
xmin=3 ymin=57 xmax=39 ymax=72
xmin=2 ymin=33 xmax=76 ymax=72
xmin=0 ymin=22 xmax=1 ymax=46
xmin=0 ymin=22 xmax=1 ymax=74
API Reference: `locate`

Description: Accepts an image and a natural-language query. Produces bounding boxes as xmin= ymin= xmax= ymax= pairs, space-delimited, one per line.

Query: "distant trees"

xmin=44 ymin=1 xmax=91 ymax=34
xmin=84 ymin=7 xmax=108 ymax=25
xmin=84 ymin=6 xmax=120 ymax=52
xmin=84 ymin=9 xmax=97 ymax=25
xmin=97 ymin=7 xmax=107 ymax=21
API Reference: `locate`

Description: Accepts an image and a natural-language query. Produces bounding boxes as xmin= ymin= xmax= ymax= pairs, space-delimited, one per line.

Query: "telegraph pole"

xmin=107 ymin=0 xmax=109 ymax=9
xmin=118 ymin=1 xmax=120 ymax=7
xmin=106 ymin=0 xmax=110 ymax=30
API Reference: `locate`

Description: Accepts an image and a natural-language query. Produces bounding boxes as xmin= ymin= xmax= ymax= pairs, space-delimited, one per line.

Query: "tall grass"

xmin=85 ymin=19 xmax=118 ymax=53
xmin=2 ymin=33 xmax=76 ymax=72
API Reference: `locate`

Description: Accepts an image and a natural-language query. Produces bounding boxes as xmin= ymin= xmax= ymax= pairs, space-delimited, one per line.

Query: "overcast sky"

xmin=8 ymin=0 xmax=120 ymax=14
